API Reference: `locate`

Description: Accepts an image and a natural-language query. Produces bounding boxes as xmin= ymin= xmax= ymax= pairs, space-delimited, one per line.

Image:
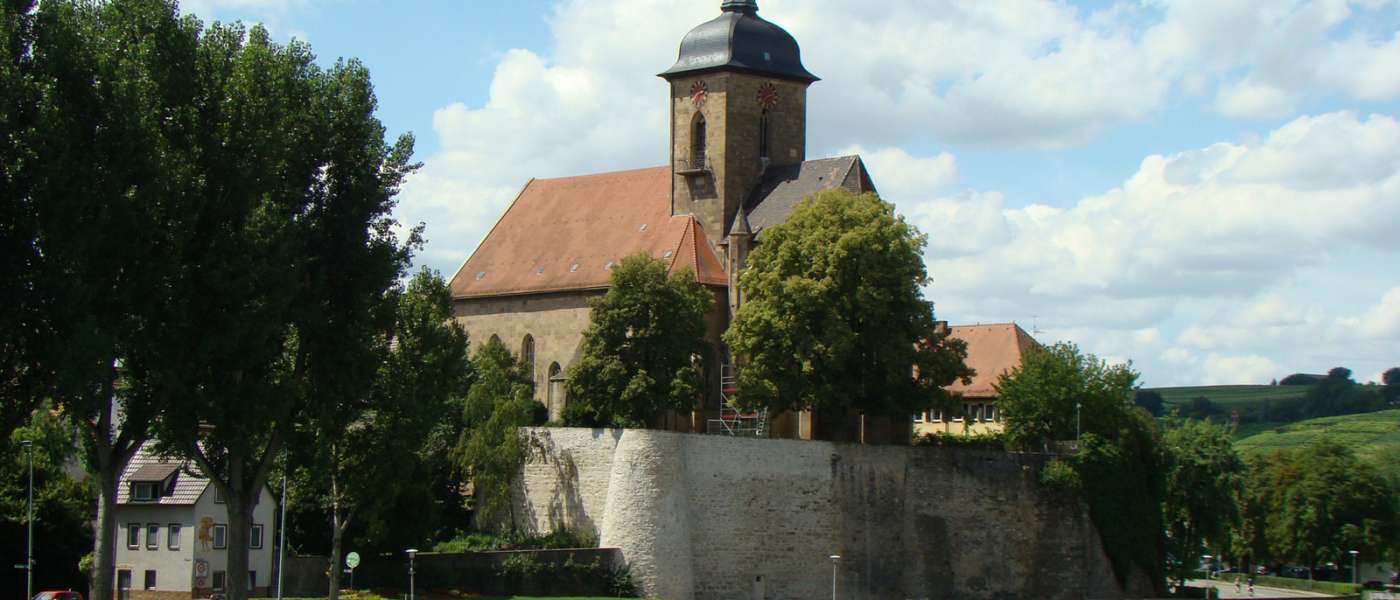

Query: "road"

xmin=1185 ymin=578 xmax=1338 ymax=598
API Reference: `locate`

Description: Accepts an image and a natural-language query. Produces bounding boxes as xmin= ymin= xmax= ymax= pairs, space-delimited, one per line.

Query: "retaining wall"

xmin=512 ymin=427 xmax=1131 ymax=600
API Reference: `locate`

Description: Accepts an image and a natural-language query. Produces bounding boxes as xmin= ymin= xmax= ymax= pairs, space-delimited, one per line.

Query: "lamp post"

xmin=828 ymin=554 xmax=840 ymax=600
xmin=22 ymin=439 xmax=34 ymax=600
xmin=1348 ymin=550 xmax=1359 ymax=585
xmin=405 ymin=549 xmax=417 ymax=600
xmin=1075 ymin=403 xmax=1082 ymax=444
xmin=276 ymin=465 xmax=287 ymax=600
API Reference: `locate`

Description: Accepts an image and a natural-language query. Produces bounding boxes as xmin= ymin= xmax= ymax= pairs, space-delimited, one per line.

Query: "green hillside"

xmin=1233 ymin=409 xmax=1400 ymax=482
xmin=1147 ymin=384 xmax=1311 ymax=408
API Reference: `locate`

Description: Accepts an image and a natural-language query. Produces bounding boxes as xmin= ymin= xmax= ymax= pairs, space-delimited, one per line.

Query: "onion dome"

xmin=659 ymin=0 xmax=819 ymax=84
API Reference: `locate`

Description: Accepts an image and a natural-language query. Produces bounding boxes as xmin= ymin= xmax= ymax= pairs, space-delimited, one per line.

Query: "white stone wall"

xmin=512 ymin=427 xmax=1125 ymax=600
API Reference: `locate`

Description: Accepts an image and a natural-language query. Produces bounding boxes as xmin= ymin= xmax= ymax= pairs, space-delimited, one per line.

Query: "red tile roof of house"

xmin=449 ymin=166 xmax=727 ymax=299
xmin=947 ymin=323 xmax=1039 ymax=398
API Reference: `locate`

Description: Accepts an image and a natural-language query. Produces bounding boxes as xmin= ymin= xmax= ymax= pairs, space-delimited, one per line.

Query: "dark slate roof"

xmin=659 ymin=1 xmax=818 ymax=84
xmin=117 ymin=442 xmax=209 ymax=506
xmin=129 ymin=463 xmax=180 ymax=483
xmin=744 ymin=156 xmax=875 ymax=238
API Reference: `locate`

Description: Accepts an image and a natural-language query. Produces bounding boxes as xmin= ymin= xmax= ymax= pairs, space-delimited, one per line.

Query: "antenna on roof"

xmin=1031 ymin=315 xmax=1042 ymax=337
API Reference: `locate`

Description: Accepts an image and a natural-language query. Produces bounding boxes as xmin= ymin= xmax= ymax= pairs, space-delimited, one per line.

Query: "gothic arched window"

xmin=759 ymin=109 xmax=770 ymax=160
xmin=521 ymin=334 xmax=536 ymax=385
xmin=691 ymin=113 xmax=707 ymax=168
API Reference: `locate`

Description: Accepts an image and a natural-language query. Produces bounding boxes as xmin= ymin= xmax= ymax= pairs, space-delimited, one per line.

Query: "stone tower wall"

xmin=512 ymin=427 xmax=1131 ymax=600
xmin=668 ymin=73 xmax=809 ymax=247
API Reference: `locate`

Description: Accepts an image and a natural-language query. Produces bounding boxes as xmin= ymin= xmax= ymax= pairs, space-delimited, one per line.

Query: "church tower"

xmin=660 ymin=0 xmax=818 ymax=254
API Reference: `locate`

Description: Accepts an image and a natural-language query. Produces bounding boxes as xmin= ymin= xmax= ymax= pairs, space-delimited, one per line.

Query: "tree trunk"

xmin=91 ymin=470 xmax=119 ymax=600
xmin=86 ymin=382 xmax=141 ymax=600
xmin=328 ymin=517 xmax=343 ymax=600
xmin=225 ymin=456 xmax=252 ymax=600
xmin=328 ymin=457 xmax=342 ymax=600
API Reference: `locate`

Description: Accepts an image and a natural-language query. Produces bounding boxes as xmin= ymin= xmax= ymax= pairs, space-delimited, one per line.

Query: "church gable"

xmin=743 ymin=155 xmax=872 ymax=238
xmin=450 ymin=166 xmax=726 ymax=299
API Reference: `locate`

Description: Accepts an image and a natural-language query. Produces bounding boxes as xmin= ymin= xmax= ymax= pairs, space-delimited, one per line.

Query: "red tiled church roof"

xmin=450 ymin=166 xmax=727 ymax=299
xmin=947 ymin=323 xmax=1039 ymax=398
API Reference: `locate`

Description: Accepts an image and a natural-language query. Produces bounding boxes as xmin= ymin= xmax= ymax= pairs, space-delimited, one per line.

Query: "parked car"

xmin=1362 ymin=580 xmax=1386 ymax=591
xmin=33 ymin=591 xmax=83 ymax=600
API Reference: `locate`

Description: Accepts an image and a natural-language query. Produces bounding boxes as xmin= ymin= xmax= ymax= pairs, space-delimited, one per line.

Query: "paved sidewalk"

xmin=1185 ymin=578 xmax=1338 ymax=598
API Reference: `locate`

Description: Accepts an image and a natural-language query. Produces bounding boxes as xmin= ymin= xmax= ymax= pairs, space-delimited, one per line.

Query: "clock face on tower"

xmin=757 ymin=82 xmax=778 ymax=109
xmin=690 ymin=80 xmax=708 ymax=107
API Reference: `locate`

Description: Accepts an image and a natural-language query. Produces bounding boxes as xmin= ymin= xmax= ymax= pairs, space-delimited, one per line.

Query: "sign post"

xmin=345 ymin=552 xmax=360 ymax=591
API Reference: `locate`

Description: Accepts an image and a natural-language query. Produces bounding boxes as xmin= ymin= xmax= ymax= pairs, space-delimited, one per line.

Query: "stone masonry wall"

xmin=454 ymin=292 xmax=600 ymax=420
xmin=513 ymin=427 xmax=1126 ymax=600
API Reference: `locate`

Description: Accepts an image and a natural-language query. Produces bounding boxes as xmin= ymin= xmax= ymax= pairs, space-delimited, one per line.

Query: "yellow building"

xmin=915 ymin=323 xmax=1039 ymax=436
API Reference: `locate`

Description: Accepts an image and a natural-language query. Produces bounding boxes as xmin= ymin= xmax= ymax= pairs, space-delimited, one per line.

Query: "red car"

xmin=33 ymin=591 xmax=84 ymax=600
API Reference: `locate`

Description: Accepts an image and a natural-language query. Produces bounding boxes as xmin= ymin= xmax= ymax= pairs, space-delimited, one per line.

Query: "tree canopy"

xmin=1236 ymin=439 xmax=1396 ymax=573
xmin=996 ymin=341 xmax=1140 ymax=451
xmin=1001 ymin=341 xmax=1165 ymax=593
xmin=295 ymin=268 xmax=471 ymax=600
xmin=564 ymin=254 xmax=713 ymax=428
xmin=723 ymin=188 xmax=971 ymax=430
xmin=1161 ymin=419 xmax=1244 ymax=583
xmin=455 ymin=337 xmax=535 ymax=531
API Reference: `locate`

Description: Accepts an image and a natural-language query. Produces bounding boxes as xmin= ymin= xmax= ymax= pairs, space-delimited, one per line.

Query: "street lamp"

xmin=1075 ymin=403 xmax=1082 ymax=444
xmin=828 ymin=554 xmax=840 ymax=600
xmin=21 ymin=439 xmax=34 ymax=600
xmin=405 ymin=549 xmax=418 ymax=600
xmin=1348 ymin=550 xmax=1359 ymax=585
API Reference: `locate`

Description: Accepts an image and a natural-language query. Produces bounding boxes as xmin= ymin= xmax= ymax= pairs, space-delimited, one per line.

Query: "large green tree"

xmin=0 ymin=0 xmax=44 ymax=438
xmin=1238 ymin=440 xmax=1396 ymax=576
xmin=1161 ymin=419 xmax=1244 ymax=583
xmin=1000 ymin=342 xmax=1166 ymax=593
xmin=20 ymin=3 xmax=201 ymax=599
xmin=564 ymin=254 xmax=713 ymax=428
xmin=295 ymin=268 xmax=471 ymax=600
xmin=139 ymin=21 xmax=419 ymax=600
xmin=723 ymin=188 xmax=970 ymax=438
xmin=995 ymin=341 xmax=1140 ymax=451
xmin=455 ymin=337 xmax=535 ymax=531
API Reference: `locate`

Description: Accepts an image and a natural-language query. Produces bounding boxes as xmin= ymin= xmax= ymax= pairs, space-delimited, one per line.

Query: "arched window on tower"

xmin=547 ymin=362 xmax=564 ymax=419
xmin=521 ymin=334 xmax=536 ymax=387
xmin=759 ymin=109 xmax=770 ymax=161
xmin=691 ymin=113 xmax=707 ymax=169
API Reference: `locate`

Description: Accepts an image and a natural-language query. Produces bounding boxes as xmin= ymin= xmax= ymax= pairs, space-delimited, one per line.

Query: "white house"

xmin=113 ymin=443 xmax=276 ymax=600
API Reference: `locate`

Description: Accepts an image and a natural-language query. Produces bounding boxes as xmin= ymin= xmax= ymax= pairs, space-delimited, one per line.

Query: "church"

xmin=449 ymin=0 xmax=880 ymax=436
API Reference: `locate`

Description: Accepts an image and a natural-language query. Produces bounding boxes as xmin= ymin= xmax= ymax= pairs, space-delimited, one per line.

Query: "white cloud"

xmin=1337 ymin=286 xmax=1400 ymax=339
xmin=1216 ymin=78 xmax=1296 ymax=119
xmin=905 ymin=111 xmax=1400 ymax=384
xmin=1202 ymin=354 xmax=1279 ymax=385
xmin=839 ymin=145 xmax=958 ymax=200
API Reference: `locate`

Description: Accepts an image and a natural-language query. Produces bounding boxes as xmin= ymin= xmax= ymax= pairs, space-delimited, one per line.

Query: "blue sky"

xmin=182 ymin=0 xmax=1400 ymax=387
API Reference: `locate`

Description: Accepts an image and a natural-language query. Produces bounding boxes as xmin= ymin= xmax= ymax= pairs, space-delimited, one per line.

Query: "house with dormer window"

xmin=112 ymin=442 xmax=276 ymax=600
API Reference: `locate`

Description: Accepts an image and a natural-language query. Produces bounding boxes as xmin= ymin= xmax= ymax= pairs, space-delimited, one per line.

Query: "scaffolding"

xmin=706 ymin=364 xmax=766 ymax=437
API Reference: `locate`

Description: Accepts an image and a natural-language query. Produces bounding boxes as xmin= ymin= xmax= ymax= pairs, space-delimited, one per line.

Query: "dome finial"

xmin=721 ymin=0 xmax=758 ymax=13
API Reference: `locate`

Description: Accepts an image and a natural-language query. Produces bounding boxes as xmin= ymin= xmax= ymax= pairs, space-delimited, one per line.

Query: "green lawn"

xmin=1147 ymin=384 xmax=1312 ymax=408
xmin=1233 ymin=409 xmax=1400 ymax=481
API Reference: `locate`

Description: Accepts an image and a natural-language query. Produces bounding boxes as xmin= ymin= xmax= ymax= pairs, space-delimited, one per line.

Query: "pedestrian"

xmin=1247 ymin=575 xmax=1255 ymax=597
xmin=1234 ymin=575 xmax=1241 ymax=592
